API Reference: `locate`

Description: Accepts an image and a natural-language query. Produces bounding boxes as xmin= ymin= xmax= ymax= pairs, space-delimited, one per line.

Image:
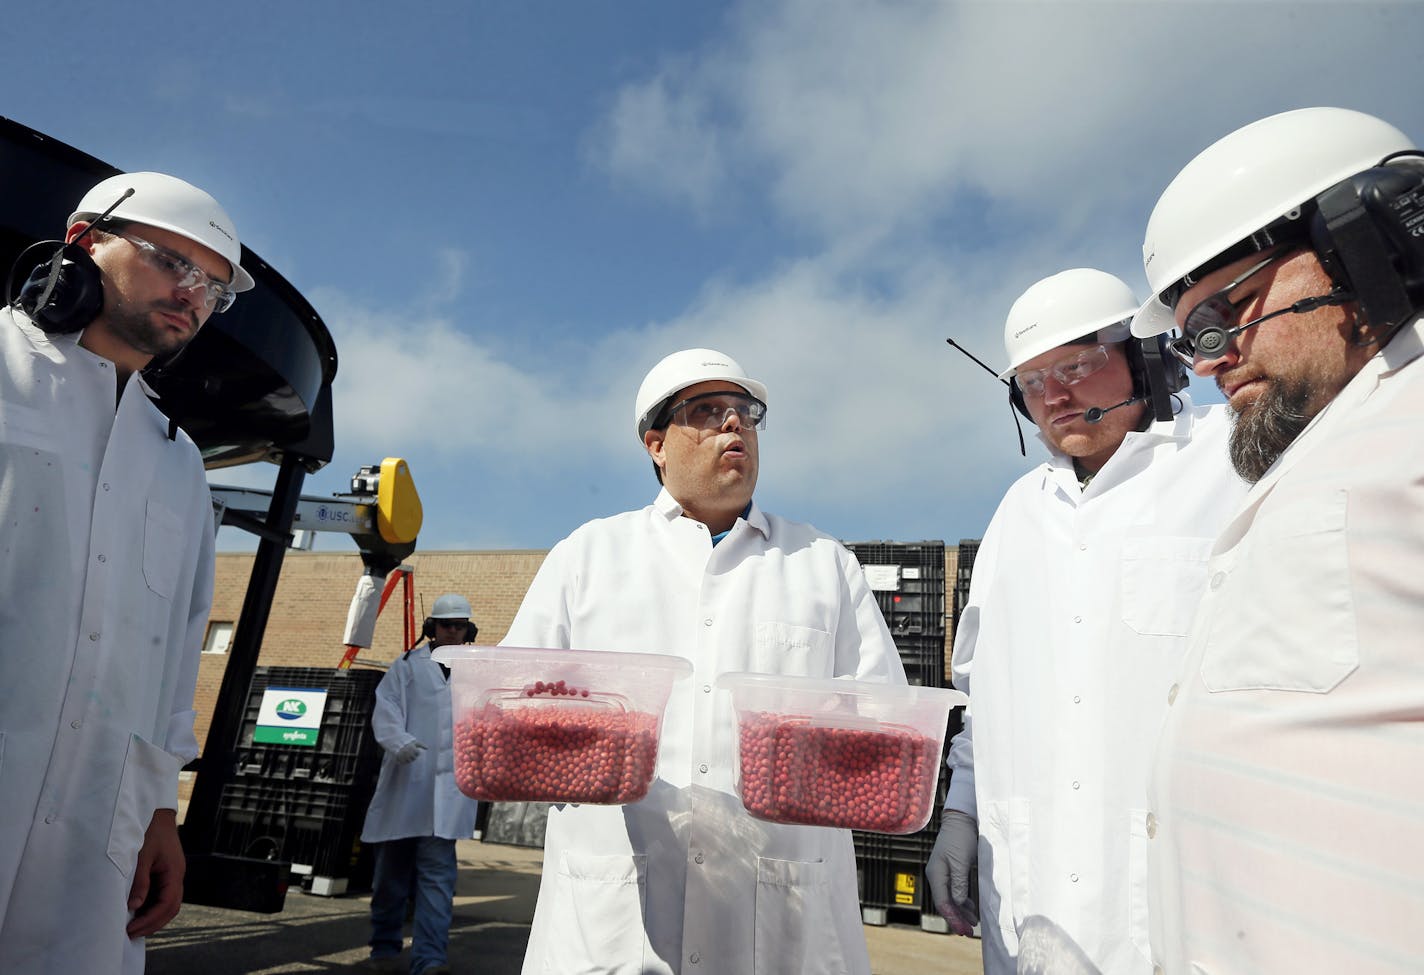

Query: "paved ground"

xmin=149 ymin=839 xmax=984 ymax=974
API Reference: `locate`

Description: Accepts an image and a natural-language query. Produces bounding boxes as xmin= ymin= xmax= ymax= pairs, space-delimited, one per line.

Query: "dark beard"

xmin=104 ymin=298 xmax=194 ymax=358
xmin=1227 ymin=378 xmax=1315 ymax=482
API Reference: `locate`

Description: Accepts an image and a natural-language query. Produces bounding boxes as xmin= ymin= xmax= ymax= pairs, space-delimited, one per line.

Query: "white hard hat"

xmin=999 ymin=269 xmax=1137 ymax=379
xmin=430 ymin=593 xmax=472 ymax=619
xmin=1133 ymin=107 xmax=1414 ymax=338
xmin=69 ymin=171 xmax=255 ymax=293
xmin=633 ymin=348 xmax=768 ymax=441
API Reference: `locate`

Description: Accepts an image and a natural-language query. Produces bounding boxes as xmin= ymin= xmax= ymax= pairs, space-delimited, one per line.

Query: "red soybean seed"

xmin=453 ymin=698 xmax=660 ymax=805
xmin=734 ymin=712 xmax=938 ymax=833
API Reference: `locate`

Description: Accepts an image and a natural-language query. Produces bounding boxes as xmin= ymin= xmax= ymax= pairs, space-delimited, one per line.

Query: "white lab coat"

xmin=0 ymin=309 xmax=214 ymax=974
xmin=945 ymin=395 xmax=1246 ymax=974
xmin=361 ymin=643 xmax=479 ymax=842
xmin=504 ymin=489 xmax=906 ymax=975
xmin=1149 ymin=317 xmax=1424 ymax=975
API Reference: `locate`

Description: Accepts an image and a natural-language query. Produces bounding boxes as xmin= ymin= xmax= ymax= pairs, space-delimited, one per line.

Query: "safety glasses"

xmin=665 ymin=391 xmax=767 ymax=431
xmin=117 ymin=232 xmax=237 ymax=313
xmin=1015 ymin=344 xmax=1110 ymax=398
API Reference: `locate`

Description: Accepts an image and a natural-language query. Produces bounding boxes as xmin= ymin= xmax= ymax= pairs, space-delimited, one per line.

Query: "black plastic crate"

xmin=891 ymin=632 xmax=947 ymax=688
xmin=233 ymin=668 xmax=383 ymax=787
xmin=846 ymin=541 xmax=948 ymax=637
xmin=211 ymin=667 xmax=385 ymax=893
xmin=953 ymin=539 xmax=982 ymax=629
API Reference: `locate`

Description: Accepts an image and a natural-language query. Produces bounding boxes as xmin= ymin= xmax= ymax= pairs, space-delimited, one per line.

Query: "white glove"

xmin=393 ymin=740 xmax=427 ymax=766
xmin=924 ymin=809 xmax=980 ymax=936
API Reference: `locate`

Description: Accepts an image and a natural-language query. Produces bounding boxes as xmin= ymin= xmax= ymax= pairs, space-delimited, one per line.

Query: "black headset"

xmin=1008 ymin=332 xmax=1188 ymax=424
xmin=421 ymin=617 xmax=478 ymax=643
xmin=8 ymin=239 xmax=105 ymax=335
xmin=1307 ymin=153 xmax=1424 ymax=339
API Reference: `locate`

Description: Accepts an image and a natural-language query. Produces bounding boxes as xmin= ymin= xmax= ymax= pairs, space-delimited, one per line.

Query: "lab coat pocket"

xmin=142 ymin=500 xmax=183 ymax=600
xmin=1120 ymin=537 xmax=1213 ymax=637
xmin=752 ymin=622 xmax=832 ymax=677
xmin=106 ymin=734 xmax=181 ymax=879
xmin=981 ymin=799 xmax=1033 ymax=951
xmin=1200 ymin=490 xmax=1358 ymax=692
xmin=754 ymin=856 xmax=846 ymax=975
xmin=1127 ymin=808 xmax=1153 ymax=964
xmin=541 ymin=850 xmax=648 ymax=974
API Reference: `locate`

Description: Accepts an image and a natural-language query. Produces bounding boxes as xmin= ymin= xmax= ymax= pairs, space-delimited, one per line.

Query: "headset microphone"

xmin=1084 ymin=394 xmax=1146 ymax=424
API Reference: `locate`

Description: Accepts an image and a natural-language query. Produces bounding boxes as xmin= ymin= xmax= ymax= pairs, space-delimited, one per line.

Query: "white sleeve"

xmin=370 ymin=656 xmax=415 ymax=753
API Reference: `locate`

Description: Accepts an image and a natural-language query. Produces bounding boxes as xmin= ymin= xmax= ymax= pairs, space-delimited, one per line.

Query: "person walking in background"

xmin=359 ymin=594 xmax=480 ymax=975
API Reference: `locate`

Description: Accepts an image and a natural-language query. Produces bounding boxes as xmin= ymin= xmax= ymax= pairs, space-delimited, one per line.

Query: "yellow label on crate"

xmin=894 ymin=871 xmax=916 ymax=903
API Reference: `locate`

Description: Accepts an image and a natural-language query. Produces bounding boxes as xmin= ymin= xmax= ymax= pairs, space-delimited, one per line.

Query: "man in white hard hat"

xmin=359 ymin=593 xmax=479 ymax=975
xmin=926 ymin=269 xmax=1246 ymax=974
xmin=502 ymin=348 xmax=906 ymax=975
xmin=0 ymin=171 xmax=253 ymax=974
xmin=1132 ymin=106 xmax=1424 ymax=974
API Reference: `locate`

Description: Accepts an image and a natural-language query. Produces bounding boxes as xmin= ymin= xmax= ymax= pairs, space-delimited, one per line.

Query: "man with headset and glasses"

xmin=0 ymin=171 xmax=252 ymax=974
xmin=1131 ymin=107 xmax=1424 ymax=974
xmin=502 ymin=348 xmax=906 ymax=975
xmin=927 ymin=269 xmax=1245 ymax=974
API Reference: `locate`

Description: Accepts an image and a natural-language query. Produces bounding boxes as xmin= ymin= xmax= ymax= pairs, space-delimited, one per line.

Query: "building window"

xmin=204 ymin=621 xmax=235 ymax=655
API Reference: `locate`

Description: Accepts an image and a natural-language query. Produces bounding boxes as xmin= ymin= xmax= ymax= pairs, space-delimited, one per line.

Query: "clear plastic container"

xmin=716 ymin=672 xmax=968 ymax=834
xmin=433 ymin=646 xmax=692 ymax=805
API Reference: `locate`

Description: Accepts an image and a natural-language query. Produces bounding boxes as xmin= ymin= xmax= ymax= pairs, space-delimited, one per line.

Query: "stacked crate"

xmin=211 ymin=667 xmax=384 ymax=895
xmin=843 ymin=540 xmax=954 ymax=932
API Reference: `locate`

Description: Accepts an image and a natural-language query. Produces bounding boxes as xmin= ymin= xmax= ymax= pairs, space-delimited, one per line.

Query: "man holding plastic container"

xmin=358 ymin=593 xmax=480 ymax=975
xmin=502 ymin=348 xmax=907 ymax=975
xmin=926 ymin=270 xmax=1246 ymax=973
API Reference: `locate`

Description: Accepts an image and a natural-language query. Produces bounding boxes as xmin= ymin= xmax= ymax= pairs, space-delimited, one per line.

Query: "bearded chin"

xmin=1227 ymin=379 xmax=1316 ymax=482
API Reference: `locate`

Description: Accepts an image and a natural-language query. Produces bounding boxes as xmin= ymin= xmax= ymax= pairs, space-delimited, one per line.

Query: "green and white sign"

xmin=254 ymin=687 xmax=329 ymax=746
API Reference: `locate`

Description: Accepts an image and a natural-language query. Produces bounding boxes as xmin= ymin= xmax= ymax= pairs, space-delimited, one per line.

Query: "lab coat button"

xmin=1073 ymin=615 xmax=1082 ymax=623
xmin=1079 ymin=543 xmax=1087 ymax=551
xmin=44 ymin=814 xmax=54 ymax=824
xmin=89 ymin=632 xmax=99 ymax=641
xmin=698 ymin=763 xmax=709 ymax=774
xmin=1146 ymin=812 xmax=1158 ymax=838
xmin=689 ymin=952 xmax=700 ymax=964
xmin=1210 ymin=571 xmax=1225 ymax=590
xmin=97 ymin=554 xmax=106 ymax=563
xmin=702 ymin=684 xmax=711 ymax=694
xmin=70 ymin=720 xmax=81 ymax=729
xmin=102 ymin=483 xmax=111 ymax=491
xmin=694 ymin=852 xmax=704 ymax=864
xmin=1070 ymin=873 xmax=1078 ymax=882
xmin=1071 ymin=780 xmax=1080 ymax=790
xmin=1072 ymin=695 xmax=1081 ymax=704
xmin=703 ymin=618 xmax=713 ymax=627
xmin=1167 ymin=683 xmax=1179 ymax=705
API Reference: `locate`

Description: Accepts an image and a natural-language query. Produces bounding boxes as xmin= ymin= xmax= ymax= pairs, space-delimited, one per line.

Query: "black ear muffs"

xmin=1308 ymin=157 xmax=1424 ymax=337
xmin=1127 ymin=334 xmax=1189 ymax=423
xmin=13 ymin=241 xmax=104 ymax=334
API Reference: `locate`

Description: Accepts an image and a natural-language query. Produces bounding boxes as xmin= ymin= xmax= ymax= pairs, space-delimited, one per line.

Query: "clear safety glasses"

xmin=1015 ymin=344 xmax=1110 ymax=398
xmin=665 ymin=391 xmax=767 ymax=431
xmin=117 ymin=232 xmax=237 ymax=313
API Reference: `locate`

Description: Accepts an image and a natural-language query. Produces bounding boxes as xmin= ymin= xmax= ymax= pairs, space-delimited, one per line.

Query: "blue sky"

xmin=7 ymin=1 xmax=1423 ymax=553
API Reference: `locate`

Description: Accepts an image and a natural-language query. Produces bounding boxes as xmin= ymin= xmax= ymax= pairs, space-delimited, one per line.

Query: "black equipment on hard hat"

xmin=1168 ymin=153 xmax=1424 ymax=350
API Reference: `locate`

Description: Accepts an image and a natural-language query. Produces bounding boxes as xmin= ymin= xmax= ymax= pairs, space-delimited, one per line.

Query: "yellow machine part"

xmin=376 ymin=457 xmax=423 ymax=544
